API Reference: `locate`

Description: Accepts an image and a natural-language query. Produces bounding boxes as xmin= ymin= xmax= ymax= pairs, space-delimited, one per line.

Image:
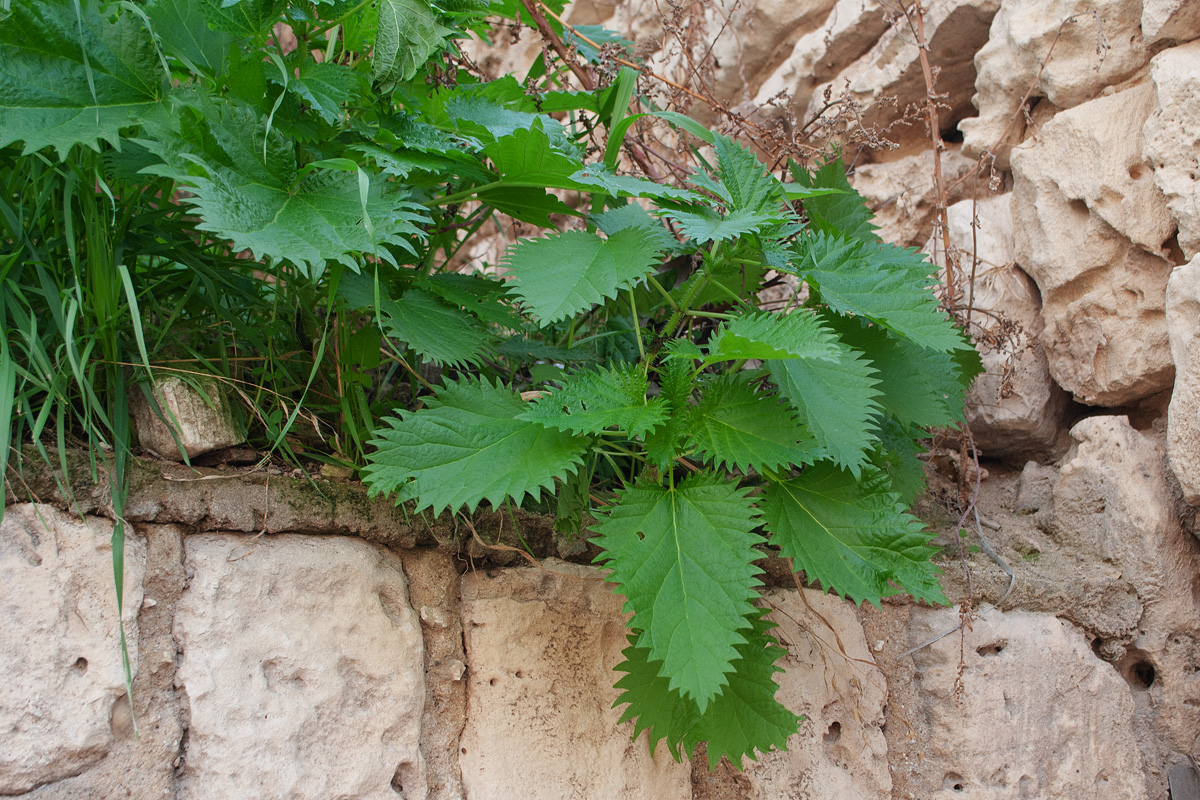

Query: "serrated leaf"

xmin=613 ymin=610 xmax=799 ymax=767
xmin=503 ymin=228 xmax=664 ymax=325
xmin=198 ymin=0 xmax=285 ymax=38
xmin=519 ymin=364 xmax=668 ymax=437
xmin=642 ymin=356 xmax=694 ymax=471
xmin=495 ymin=336 xmax=598 ymax=363
xmin=477 ymin=186 xmax=576 ymax=227
xmin=790 ymin=158 xmax=879 ymax=242
xmin=423 ymin=273 xmax=525 ymax=328
xmin=687 ymin=375 xmax=817 ymax=473
xmin=592 ymin=472 xmax=765 ymax=709
xmin=380 ymin=289 xmax=492 ymax=367
xmin=711 ymin=135 xmax=784 ymax=214
xmin=872 ymin=418 xmax=928 ymax=504
xmin=287 ymin=62 xmax=359 ymax=125
xmin=659 ymin=206 xmax=773 ymax=244
xmin=704 ymin=311 xmax=840 ymax=364
xmin=794 ymin=233 xmax=965 ymax=352
xmin=571 ymin=164 xmax=701 ymax=203
xmin=483 ymin=124 xmax=583 ymax=186
xmin=591 ymin=204 xmax=678 ymax=253
xmin=374 ymin=0 xmax=443 ymax=84
xmin=768 ymin=339 xmax=881 ymax=474
xmin=762 ymin=462 xmax=946 ymax=606
xmin=364 ymin=377 xmax=586 ymax=515
xmin=145 ymin=0 xmax=232 ymax=76
xmin=0 ymin=0 xmax=165 ymax=158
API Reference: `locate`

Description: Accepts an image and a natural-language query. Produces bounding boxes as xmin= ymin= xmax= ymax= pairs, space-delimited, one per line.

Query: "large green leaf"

xmin=768 ymin=340 xmax=881 ymax=473
xmin=503 ymin=228 xmax=665 ymax=325
xmin=592 ymin=472 xmax=765 ymax=709
xmin=483 ymin=124 xmax=582 ymax=186
xmin=197 ymin=0 xmax=285 ymax=38
xmin=363 ymin=377 xmax=586 ymax=515
xmin=374 ymin=0 xmax=444 ymax=85
xmin=287 ymin=62 xmax=360 ymax=125
xmin=613 ymin=610 xmax=799 ymax=766
xmin=145 ymin=0 xmax=232 ymax=76
xmin=790 ymin=159 xmax=878 ymax=243
xmin=762 ymin=463 xmax=946 ymax=606
xmin=519 ymin=364 xmax=668 ymax=437
xmin=703 ymin=311 xmax=840 ymax=364
xmin=0 ymin=0 xmax=165 ymax=157
xmin=700 ymin=135 xmax=783 ymax=214
xmin=687 ymin=375 xmax=817 ymax=473
xmin=658 ymin=207 xmax=773 ymax=244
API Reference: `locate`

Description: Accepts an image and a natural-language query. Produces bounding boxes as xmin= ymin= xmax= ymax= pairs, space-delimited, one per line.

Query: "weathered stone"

xmin=806 ymin=0 xmax=1000 ymax=153
xmin=0 ymin=505 xmax=146 ymax=795
xmin=907 ymin=607 xmax=1148 ymax=799
xmin=1143 ymin=0 xmax=1200 ymax=41
xmin=1144 ymin=40 xmax=1200 ymax=261
xmin=174 ymin=534 xmax=426 ymax=800
xmin=745 ymin=588 xmax=891 ymax=799
xmin=849 ymin=146 xmax=977 ymax=247
xmin=130 ymin=375 xmax=244 ymax=460
xmin=960 ymin=0 xmax=1151 ymax=168
xmin=459 ymin=561 xmax=692 ymax=800
xmin=931 ymin=195 xmax=1068 ymax=458
xmin=1011 ymin=83 xmax=1175 ymax=406
xmin=1167 ymin=255 xmax=1200 ymax=506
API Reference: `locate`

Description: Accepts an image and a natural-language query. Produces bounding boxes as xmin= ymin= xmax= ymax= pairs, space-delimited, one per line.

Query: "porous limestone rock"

xmin=0 ymin=504 xmax=146 ymax=795
xmin=960 ymin=0 xmax=1151 ymax=168
xmin=849 ymin=146 xmax=977 ymax=247
xmin=744 ymin=588 xmax=891 ymax=799
xmin=458 ymin=561 xmax=692 ymax=800
xmin=1143 ymin=0 xmax=1200 ymax=41
xmin=929 ymin=195 xmax=1068 ymax=458
xmin=1167 ymin=255 xmax=1200 ymax=506
xmin=130 ymin=375 xmax=244 ymax=460
xmin=1011 ymin=83 xmax=1175 ymax=406
xmin=1144 ymin=40 xmax=1200 ymax=261
xmin=907 ymin=607 xmax=1148 ymax=799
xmin=805 ymin=0 xmax=1000 ymax=152
xmin=174 ymin=534 xmax=426 ymax=800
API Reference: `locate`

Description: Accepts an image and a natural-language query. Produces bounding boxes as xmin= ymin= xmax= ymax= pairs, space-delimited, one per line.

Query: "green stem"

xmin=428 ymin=181 xmax=505 ymax=208
xmin=310 ymin=0 xmax=372 ymax=37
xmin=629 ymin=289 xmax=645 ymax=363
xmin=645 ymin=274 xmax=679 ymax=311
xmin=686 ymin=309 xmax=734 ymax=320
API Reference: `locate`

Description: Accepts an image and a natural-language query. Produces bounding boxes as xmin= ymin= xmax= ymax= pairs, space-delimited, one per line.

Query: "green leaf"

xmin=374 ymin=0 xmax=444 ymax=85
xmin=710 ymin=135 xmax=783 ymax=214
xmin=762 ymin=462 xmax=946 ymax=606
xmin=503 ymin=228 xmax=665 ymax=325
xmin=571 ymin=164 xmax=700 ymax=203
xmin=145 ymin=0 xmax=232 ymax=76
xmin=423 ymin=272 xmax=525 ymax=328
xmin=704 ymin=311 xmax=840 ymax=364
xmin=592 ymin=472 xmax=765 ymax=709
xmin=687 ymin=375 xmax=817 ymax=473
xmin=613 ymin=609 xmax=800 ymax=766
xmin=592 ymin=204 xmax=678 ymax=252
xmin=287 ymin=62 xmax=360 ymax=125
xmin=768 ymin=339 xmax=881 ymax=474
xmin=198 ymin=0 xmax=285 ymax=38
xmin=381 ymin=289 xmax=492 ymax=368
xmin=790 ymin=159 xmax=878 ymax=242
xmin=0 ymin=0 xmax=165 ymax=158
xmin=483 ymin=124 xmax=583 ymax=186
xmin=519 ymin=363 xmax=668 ymax=437
xmin=364 ymin=377 xmax=586 ymax=515
xmin=794 ymin=233 xmax=964 ymax=353
xmin=658 ymin=207 xmax=773 ymax=244
xmin=642 ymin=356 xmax=693 ymax=471
xmin=872 ymin=418 xmax=928 ymax=504
xmin=477 ymin=186 xmax=576 ymax=227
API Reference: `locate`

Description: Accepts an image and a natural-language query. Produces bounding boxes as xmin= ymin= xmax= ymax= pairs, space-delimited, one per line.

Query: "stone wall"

xmin=5 ymin=1 xmax=1200 ymax=797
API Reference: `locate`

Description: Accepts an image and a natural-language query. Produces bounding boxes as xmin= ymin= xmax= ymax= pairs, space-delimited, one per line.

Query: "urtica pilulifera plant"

xmin=1 ymin=0 xmax=979 ymax=767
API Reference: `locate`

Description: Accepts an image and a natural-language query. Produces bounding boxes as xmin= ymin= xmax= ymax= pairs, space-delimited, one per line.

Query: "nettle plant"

xmin=1 ymin=0 xmax=979 ymax=767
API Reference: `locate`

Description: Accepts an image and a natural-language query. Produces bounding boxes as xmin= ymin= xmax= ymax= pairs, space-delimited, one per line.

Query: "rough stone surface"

xmin=1011 ymin=83 xmax=1176 ymax=406
xmin=174 ymin=534 xmax=426 ymax=800
xmin=1144 ymin=40 xmax=1200 ymax=261
xmin=0 ymin=505 xmax=146 ymax=795
xmin=931 ymin=195 xmax=1069 ymax=458
xmin=960 ymin=0 xmax=1151 ymax=168
xmin=1143 ymin=0 xmax=1200 ymax=41
xmin=849 ymin=146 xmax=977 ymax=247
xmin=459 ymin=561 xmax=692 ymax=800
xmin=1168 ymin=255 xmax=1200 ymax=506
xmin=742 ymin=588 xmax=891 ymax=799
xmin=907 ymin=607 xmax=1148 ymax=799
xmin=130 ymin=376 xmax=244 ymax=460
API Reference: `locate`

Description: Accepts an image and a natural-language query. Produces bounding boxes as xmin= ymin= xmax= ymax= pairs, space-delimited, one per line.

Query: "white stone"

xmin=1011 ymin=84 xmax=1175 ymax=405
xmin=1143 ymin=0 xmax=1200 ymax=41
xmin=1144 ymin=40 xmax=1200 ymax=261
xmin=746 ymin=588 xmax=891 ymax=799
xmin=908 ymin=607 xmax=1147 ymax=799
xmin=130 ymin=375 xmax=244 ymax=460
xmin=960 ymin=0 xmax=1151 ymax=168
xmin=1167 ymin=255 xmax=1200 ymax=505
xmin=0 ymin=505 xmax=146 ymax=794
xmin=459 ymin=561 xmax=692 ymax=800
xmin=174 ymin=534 xmax=426 ymax=800
xmin=850 ymin=147 xmax=978 ymax=247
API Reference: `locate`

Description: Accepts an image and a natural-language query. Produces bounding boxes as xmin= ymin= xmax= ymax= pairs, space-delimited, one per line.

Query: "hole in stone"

xmin=391 ymin=760 xmax=414 ymax=798
xmin=1117 ymin=650 xmax=1158 ymax=691
xmin=823 ymin=721 xmax=841 ymax=745
xmin=1131 ymin=660 xmax=1156 ymax=689
xmin=1128 ymin=163 xmax=1145 ymax=180
xmin=976 ymin=640 xmax=1006 ymax=657
xmin=1067 ymin=199 xmax=1089 ymax=221
xmin=515 ymin=670 xmax=524 ymax=679
xmin=943 ymin=772 xmax=966 ymax=791
xmin=489 ymin=678 xmax=497 ymax=686
xmin=73 ymin=657 xmax=88 ymax=673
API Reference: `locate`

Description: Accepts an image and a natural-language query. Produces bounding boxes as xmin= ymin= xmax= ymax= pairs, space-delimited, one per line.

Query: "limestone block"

xmin=1011 ymin=84 xmax=1175 ymax=405
xmin=130 ymin=375 xmax=244 ymax=460
xmin=745 ymin=588 xmax=891 ymax=799
xmin=1168 ymin=255 xmax=1200 ymax=505
xmin=908 ymin=607 xmax=1147 ymax=799
xmin=174 ymin=534 xmax=426 ymax=800
xmin=459 ymin=561 xmax=692 ymax=800
xmin=960 ymin=0 xmax=1150 ymax=168
xmin=928 ymin=196 xmax=1068 ymax=458
xmin=1143 ymin=0 xmax=1200 ymax=41
xmin=805 ymin=0 xmax=1000 ymax=152
xmin=1144 ymin=40 xmax=1200 ymax=261
xmin=0 ymin=505 xmax=146 ymax=794
xmin=849 ymin=146 xmax=977 ymax=247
